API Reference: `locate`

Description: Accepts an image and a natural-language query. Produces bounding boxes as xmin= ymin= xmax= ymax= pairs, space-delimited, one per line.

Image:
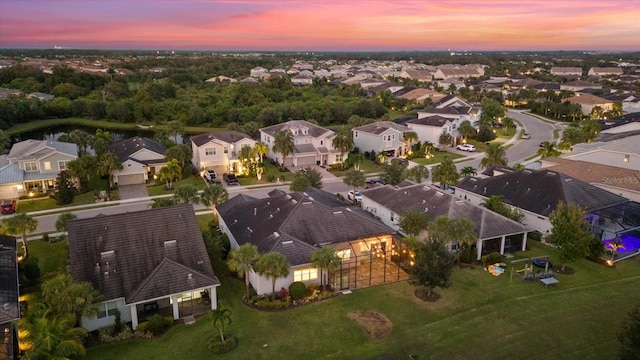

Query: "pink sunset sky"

xmin=0 ymin=0 xmax=639 ymax=51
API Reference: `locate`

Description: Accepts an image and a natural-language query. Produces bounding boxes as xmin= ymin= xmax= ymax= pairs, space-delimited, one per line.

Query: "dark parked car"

xmin=365 ymin=179 xmax=385 ymax=189
xmin=1 ymin=199 xmax=17 ymax=214
xmin=223 ymin=173 xmax=238 ymax=185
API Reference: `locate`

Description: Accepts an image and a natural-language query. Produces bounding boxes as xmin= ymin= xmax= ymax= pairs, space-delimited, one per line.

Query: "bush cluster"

xmin=288 ymin=281 xmax=307 ymax=300
xmin=254 ymin=298 xmax=290 ymax=309
xmin=459 ymin=246 xmax=476 ymax=264
xmin=207 ymin=336 xmax=238 ymax=354
xmin=483 ymin=252 xmax=505 ymax=265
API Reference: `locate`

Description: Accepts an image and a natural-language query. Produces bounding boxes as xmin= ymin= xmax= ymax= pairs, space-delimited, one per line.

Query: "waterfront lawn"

xmin=85 ymin=241 xmax=640 ymax=360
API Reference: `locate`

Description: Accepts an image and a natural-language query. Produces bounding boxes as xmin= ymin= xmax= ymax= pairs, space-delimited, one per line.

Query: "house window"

xmin=294 ymin=267 xmax=318 ymax=282
xmin=390 ymin=213 xmax=395 ymax=222
xmin=320 ymin=140 xmax=324 ymax=146
xmin=336 ymin=249 xmax=351 ymax=261
xmin=392 ymin=134 xmax=395 ymax=140
xmin=58 ymin=161 xmax=68 ymax=171
xmin=44 ymin=161 xmax=51 ymax=170
xmin=205 ymin=148 xmax=216 ymax=156
xmin=354 ymin=131 xmax=358 ymax=138
xmin=97 ymin=300 xmax=118 ymax=319
xmin=336 ymin=154 xmax=343 ymax=162
xmin=24 ymin=162 xmax=37 ymax=171
xmin=223 ymin=147 xmax=228 ymax=154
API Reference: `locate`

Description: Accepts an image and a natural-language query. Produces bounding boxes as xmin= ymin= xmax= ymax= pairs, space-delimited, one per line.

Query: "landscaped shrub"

xmin=99 ymin=325 xmax=134 ymax=344
xmin=255 ymin=298 xmax=290 ymax=309
xmin=460 ymin=246 xmax=476 ymax=264
xmin=164 ymin=316 xmax=174 ymax=327
xmin=135 ymin=321 xmax=149 ymax=333
xmin=146 ymin=314 xmax=167 ymax=335
xmin=207 ymin=336 xmax=238 ymax=354
xmin=289 ymin=281 xmax=307 ymax=300
xmin=485 ymin=252 xmax=505 ymax=265
xmin=528 ymin=231 xmax=542 ymax=242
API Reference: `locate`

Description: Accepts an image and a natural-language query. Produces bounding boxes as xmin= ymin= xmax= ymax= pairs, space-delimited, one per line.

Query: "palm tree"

xmin=41 ymin=273 xmax=101 ymax=328
xmin=200 ymin=184 xmax=229 ymax=220
xmin=481 ymin=194 xmax=507 ymax=213
xmin=55 ymin=212 xmax=77 ymax=238
xmin=148 ymin=197 xmax=176 ymax=208
xmin=23 ymin=309 xmax=88 ymax=360
xmin=332 ymin=127 xmax=354 ymax=170
xmin=458 ymin=121 xmax=476 ymax=141
xmin=164 ymin=144 xmax=192 ymax=178
xmin=406 ymin=165 xmax=429 ymax=183
xmin=237 ymin=145 xmax=255 ymax=175
xmin=377 ymin=151 xmax=388 ymax=164
xmin=211 ymin=307 xmax=232 ymax=343
xmin=349 ymin=153 xmax=365 ymax=171
xmin=501 ymin=117 xmax=514 ymax=135
xmin=256 ymin=252 xmax=291 ymax=301
xmin=451 ymin=218 xmax=477 ymax=262
xmin=158 ymin=159 xmax=182 ymax=189
xmin=98 ymin=152 xmax=123 ymax=189
xmin=431 ymin=156 xmax=459 ymax=189
xmin=273 ymin=130 xmax=294 ymax=169
xmin=227 ymin=244 xmax=260 ymax=300
xmin=311 ymin=247 xmax=341 ymax=291
xmin=537 ymin=141 xmax=561 ymax=158
xmin=609 ymin=235 xmax=624 ymax=263
xmin=253 ymin=141 xmax=270 ymax=163
xmin=460 ymin=166 xmax=477 ymax=177
xmin=422 ymin=141 xmax=435 ymax=158
xmin=173 ymin=185 xmax=199 ymax=205
xmin=70 ymin=129 xmax=92 ymax=156
xmin=427 ymin=216 xmax=455 ymax=244
xmin=2 ymin=213 xmax=38 ymax=260
xmin=66 ymin=156 xmax=97 ymax=191
xmin=403 ymin=131 xmax=418 ymax=154
xmin=480 ymin=143 xmax=508 ymax=169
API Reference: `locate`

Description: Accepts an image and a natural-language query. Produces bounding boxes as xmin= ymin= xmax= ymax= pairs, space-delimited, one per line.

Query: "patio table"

xmin=540 ymin=277 xmax=559 ymax=288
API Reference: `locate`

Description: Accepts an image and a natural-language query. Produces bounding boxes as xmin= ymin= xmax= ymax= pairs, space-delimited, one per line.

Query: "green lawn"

xmin=147 ymin=176 xmax=206 ymax=196
xmin=328 ymin=159 xmax=382 ymax=177
xmin=83 ymin=241 xmax=640 ymax=359
xmin=29 ymin=239 xmax=70 ymax=276
xmin=237 ymin=163 xmax=294 ymax=186
xmin=410 ymin=151 xmax=464 ymax=166
xmin=17 ymin=190 xmax=119 ymax=213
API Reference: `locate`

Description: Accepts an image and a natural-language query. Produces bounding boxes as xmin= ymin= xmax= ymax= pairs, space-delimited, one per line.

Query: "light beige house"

xmin=550 ymin=67 xmax=583 ymax=76
xmin=564 ymin=93 xmax=613 ymax=115
xmin=190 ymin=131 xmax=256 ymax=173
xmin=588 ymin=67 xmax=623 ymax=76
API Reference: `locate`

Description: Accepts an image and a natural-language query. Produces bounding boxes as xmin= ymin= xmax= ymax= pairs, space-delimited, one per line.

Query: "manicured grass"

xmin=146 ymin=176 xmax=206 ymax=196
xmin=237 ymin=163 xmax=293 ymax=186
xmin=410 ymin=151 xmax=464 ymax=166
xmin=85 ymin=241 xmax=640 ymax=359
xmin=496 ymin=126 xmax=517 ymax=139
xmin=328 ymin=159 xmax=382 ymax=177
xmin=17 ymin=190 xmax=119 ymax=213
xmin=28 ymin=239 xmax=69 ymax=276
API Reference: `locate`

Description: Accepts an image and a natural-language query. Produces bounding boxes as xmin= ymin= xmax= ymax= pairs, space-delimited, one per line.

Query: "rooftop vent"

xmin=282 ymin=241 xmax=293 ymax=245
xmin=273 ymin=232 xmax=280 ymax=238
xmin=333 ymin=211 xmax=343 ymax=215
xmin=187 ymin=273 xmax=193 ymax=280
xmin=302 ymin=201 xmax=312 ymax=205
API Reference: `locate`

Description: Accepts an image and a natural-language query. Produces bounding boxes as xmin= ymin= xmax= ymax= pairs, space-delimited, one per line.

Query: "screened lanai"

xmin=586 ymin=201 xmax=640 ymax=262
xmin=329 ymin=235 xmax=412 ymax=290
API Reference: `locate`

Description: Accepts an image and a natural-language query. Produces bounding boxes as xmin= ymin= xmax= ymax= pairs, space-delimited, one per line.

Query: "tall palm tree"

xmin=311 ymin=247 xmax=341 ymax=291
xmin=501 ymin=117 xmax=514 ymax=135
xmin=70 ymin=129 xmax=92 ymax=156
xmin=2 ymin=213 xmax=38 ymax=260
xmin=256 ymin=252 xmax=291 ymax=301
xmin=537 ymin=141 xmax=561 ymax=158
xmin=253 ymin=141 xmax=270 ymax=163
xmin=332 ymin=127 xmax=354 ymax=170
xmin=41 ymin=273 xmax=101 ymax=328
xmin=173 ymin=185 xmax=200 ymax=205
xmin=66 ymin=156 xmax=97 ymax=191
xmin=23 ymin=309 xmax=88 ymax=360
xmin=200 ymin=184 xmax=229 ymax=220
xmin=211 ymin=307 xmax=232 ymax=343
xmin=427 ymin=216 xmax=455 ymax=244
xmin=480 ymin=143 xmax=508 ymax=169
xmin=273 ymin=130 xmax=294 ymax=169
xmin=451 ymin=218 xmax=477 ymax=262
xmin=227 ymin=244 xmax=260 ymax=300
xmin=431 ymin=156 xmax=459 ymax=189
xmin=403 ymin=131 xmax=418 ymax=154
xmin=238 ymin=145 xmax=255 ymax=175
xmin=158 ymin=159 xmax=182 ymax=189
xmin=98 ymin=152 xmax=123 ymax=189
xmin=460 ymin=166 xmax=477 ymax=177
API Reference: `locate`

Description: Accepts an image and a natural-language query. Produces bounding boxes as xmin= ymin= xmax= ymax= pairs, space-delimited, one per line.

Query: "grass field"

xmin=77 ymin=240 xmax=640 ymax=360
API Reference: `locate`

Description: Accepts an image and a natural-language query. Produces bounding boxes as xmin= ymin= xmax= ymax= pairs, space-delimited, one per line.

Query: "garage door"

xmin=117 ymin=174 xmax=145 ymax=186
xmin=0 ymin=187 xmax=18 ymax=200
xmin=295 ymin=156 xmax=316 ymax=166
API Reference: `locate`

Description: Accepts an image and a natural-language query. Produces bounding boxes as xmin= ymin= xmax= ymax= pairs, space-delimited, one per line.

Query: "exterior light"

xmin=624 ymin=155 xmax=630 ymax=163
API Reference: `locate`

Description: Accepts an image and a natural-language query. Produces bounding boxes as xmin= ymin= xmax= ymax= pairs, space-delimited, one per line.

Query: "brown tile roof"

xmin=542 ymin=158 xmax=640 ymax=192
xmin=67 ymin=205 xmax=219 ymax=304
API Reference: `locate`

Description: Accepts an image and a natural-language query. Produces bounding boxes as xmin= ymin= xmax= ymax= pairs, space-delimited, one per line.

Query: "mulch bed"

xmin=347 ymin=311 xmax=393 ymax=339
xmin=414 ymin=287 xmax=442 ymax=302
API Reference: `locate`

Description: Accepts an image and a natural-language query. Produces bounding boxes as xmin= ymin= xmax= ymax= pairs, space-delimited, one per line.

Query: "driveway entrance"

xmin=118 ymin=184 xmax=148 ymax=200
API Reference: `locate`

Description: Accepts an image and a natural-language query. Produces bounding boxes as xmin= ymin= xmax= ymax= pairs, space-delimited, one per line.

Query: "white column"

xmin=476 ymin=239 xmax=483 ymax=261
xmin=500 ymin=236 xmax=506 ymax=255
xmin=130 ymin=305 xmax=139 ymax=330
xmin=171 ymin=295 xmax=180 ymax=320
xmin=522 ymin=232 xmax=528 ymax=251
xmin=210 ymin=287 xmax=217 ymax=310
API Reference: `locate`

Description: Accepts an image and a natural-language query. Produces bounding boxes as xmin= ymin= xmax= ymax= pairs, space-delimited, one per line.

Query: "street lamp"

xmin=29 ymin=191 xmax=34 ymax=202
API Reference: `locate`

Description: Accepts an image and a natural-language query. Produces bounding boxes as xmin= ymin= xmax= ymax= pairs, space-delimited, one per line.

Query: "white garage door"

xmin=0 ymin=187 xmax=18 ymax=200
xmin=295 ymin=156 xmax=316 ymax=166
xmin=117 ymin=174 xmax=145 ymax=186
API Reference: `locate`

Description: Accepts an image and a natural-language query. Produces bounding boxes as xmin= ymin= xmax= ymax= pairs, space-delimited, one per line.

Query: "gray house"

xmin=67 ymin=205 xmax=220 ymax=331
xmin=352 ymin=121 xmax=411 ymax=157
xmin=108 ymin=137 xmax=167 ymax=186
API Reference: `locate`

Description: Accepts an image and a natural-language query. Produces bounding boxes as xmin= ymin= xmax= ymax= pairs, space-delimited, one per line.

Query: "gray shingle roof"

xmin=108 ymin=137 xmax=166 ymax=163
xmin=217 ymin=187 xmax=395 ymax=266
xmin=190 ymin=131 xmax=253 ymax=147
xmin=7 ymin=139 xmax=78 ymax=161
xmin=260 ymin=120 xmax=332 ymax=138
xmin=407 ymin=115 xmax=451 ymax=127
xmin=0 ymin=236 xmax=19 ymax=325
xmin=67 ymin=205 xmax=219 ymax=304
xmin=456 ymin=169 xmax=629 ymax=216
xmin=353 ymin=121 xmax=410 ymax=135
xmin=362 ymin=184 xmax=528 ymax=239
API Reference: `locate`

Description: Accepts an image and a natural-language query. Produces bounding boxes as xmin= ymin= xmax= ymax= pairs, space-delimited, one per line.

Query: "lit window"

xmin=205 ymin=148 xmax=216 ymax=155
xmin=336 ymin=249 xmax=351 ymax=261
xmin=294 ymin=267 xmax=318 ymax=282
xmin=44 ymin=161 xmax=51 ymax=170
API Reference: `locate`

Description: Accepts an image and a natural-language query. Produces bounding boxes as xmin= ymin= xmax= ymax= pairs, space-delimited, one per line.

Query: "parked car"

xmin=347 ymin=190 xmax=363 ymax=203
xmin=203 ymin=169 xmax=217 ymax=183
xmin=365 ymin=178 xmax=385 ymax=189
xmin=540 ymin=141 xmax=549 ymax=147
xmin=223 ymin=173 xmax=238 ymax=185
xmin=522 ymin=132 xmax=531 ymax=139
xmin=1 ymin=199 xmax=17 ymax=215
xmin=389 ymin=158 xmax=409 ymax=167
xmin=456 ymin=144 xmax=476 ymax=152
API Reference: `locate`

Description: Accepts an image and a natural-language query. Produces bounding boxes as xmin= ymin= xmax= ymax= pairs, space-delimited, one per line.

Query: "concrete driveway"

xmin=117 ymin=184 xmax=148 ymax=200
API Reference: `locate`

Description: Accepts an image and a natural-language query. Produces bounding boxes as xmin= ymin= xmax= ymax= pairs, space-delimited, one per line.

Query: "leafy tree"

xmin=460 ymin=166 xmax=477 ymax=177
xmin=65 ymin=156 xmax=97 ymax=192
xmin=228 ymin=244 xmax=260 ymax=301
xmin=174 ymin=184 xmax=199 ymax=205
xmin=200 ymin=184 xmax=229 ymax=220
xmin=164 ymin=144 xmax=192 ymax=178
xmin=343 ymin=169 xmax=366 ymax=192
xmin=256 ymin=252 xmax=291 ymax=301
xmin=480 ymin=143 xmax=508 ymax=169
xmin=409 ymin=239 xmax=455 ymax=298
xmin=399 ymin=209 xmax=429 ymax=238
xmin=23 ymin=308 xmax=88 ymax=360
xmin=0 ymin=129 xmax=11 ymax=153
xmin=458 ymin=120 xmax=476 ymax=140
xmin=291 ymin=167 xmax=323 ymax=191
xmin=166 ymin=120 xmax=184 ymax=144
xmin=148 ymin=197 xmax=177 ymax=208
xmin=53 ymin=171 xmax=76 ymax=205
xmin=380 ymin=161 xmax=407 ymax=186
xmin=547 ymin=202 xmax=593 ymax=271
xmin=332 ymin=127 xmax=354 ymax=170
xmin=253 ymin=141 xmax=270 ymax=163
xmin=537 ymin=141 xmax=561 ymax=158
xmin=311 ymin=246 xmax=341 ymax=291
xmin=438 ymin=132 xmax=453 ymax=150
xmin=98 ymin=152 xmax=123 ymax=189
xmin=403 ymin=131 xmax=419 ymax=153
xmin=91 ymin=129 xmax=112 ymax=158
xmin=211 ymin=307 xmax=232 ymax=343
xmin=238 ymin=145 xmax=256 ymax=176
xmin=55 ymin=212 xmax=77 ymax=238
xmin=158 ymin=159 xmax=182 ymax=189
xmin=40 ymin=272 xmax=101 ymax=328
xmin=2 ymin=213 xmax=38 ymax=259
xmin=431 ymin=156 xmax=459 ymax=189
xmin=273 ymin=130 xmax=294 ymax=169
xmin=290 ymin=176 xmax=310 ymax=191
xmin=618 ymin=301 xmax=640 ymax=360
xmin=406 ymin=165 xmax=429 ymax=183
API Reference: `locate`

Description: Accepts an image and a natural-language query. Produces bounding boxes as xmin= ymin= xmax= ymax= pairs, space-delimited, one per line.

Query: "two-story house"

xmin=259 ymin=120 xmax=345 ymax=167
xmin=352 ymin=121 xmax=411 ymax=157
xmin=108 ymin=137 xmax=167 ymax=186
xmin=190 ymin=131 xmax=256 ymax=173
xmin=405 ymin=96 xmax=481 ymax=145
xmin=0 ymin=139 xmax=78 ymax=199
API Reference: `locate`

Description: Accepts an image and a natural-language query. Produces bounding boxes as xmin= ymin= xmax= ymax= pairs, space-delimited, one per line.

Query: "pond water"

xmin=11 ymin=124 xmax=185 ymax=145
